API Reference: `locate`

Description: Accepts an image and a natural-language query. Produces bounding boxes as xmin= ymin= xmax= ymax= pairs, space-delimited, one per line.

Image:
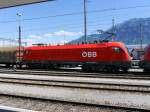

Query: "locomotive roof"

xmin=26 ymin=42 xmax=125 ymax=50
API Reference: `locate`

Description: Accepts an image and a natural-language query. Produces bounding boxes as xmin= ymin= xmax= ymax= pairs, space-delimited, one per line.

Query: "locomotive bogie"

xmin=82 ymin=61 xmax=131 ymax=72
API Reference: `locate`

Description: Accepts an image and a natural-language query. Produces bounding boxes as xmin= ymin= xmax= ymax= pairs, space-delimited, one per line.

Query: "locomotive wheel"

xmin=6 ymin=64 xmax=10 ymax=68
xmin=144 ymin=68 xmax=150 ymax=73
xmin=90 ymin=66 xmax=96 ymax=71
xmin=122 ymin=68 xmax=128 ymax=73
xmin=82 ymin=65 xmax=91 ymax=71
xmin=112 ymin=66 xmax=119 ymax=73
xmin=19 ymin=64 xmax=22 ymax=68
xmin=16 ymin=64 xmax=22 ymax=69
xmin=105 ymin=66 xmax=113 ymax=73
xmin=105 ymin=66 xmax=119 ymax=73
xmin=81 ymin=65 xmax=87 ymax=71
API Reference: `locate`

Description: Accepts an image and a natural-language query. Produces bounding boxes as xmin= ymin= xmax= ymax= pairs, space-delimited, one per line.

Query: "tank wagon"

xmin=22 ymin=42 xmax=132 ymax=72
xmin=140 ymin=45 xmax=150 ymax=72
xmin=0 ymin=47 xmax=25 ymax=67
xmin=0 ymin=47 xmax=17 ymax=67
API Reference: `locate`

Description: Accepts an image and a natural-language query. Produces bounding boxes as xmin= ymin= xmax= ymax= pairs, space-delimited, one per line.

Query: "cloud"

xmin=28 ymin=35 xmax=43 ymax=39
xmin=60 ymin=40 xmax=69 ymax=45
xmin=25 ymin=30 xmax=83 ymax=46
xmin=22 ymin=38 xmax=35 ymax=46
xmin=44 ymin=30 xmax=83 ymax=37
xmin=28 ymin=30 xmax=83 ymax=39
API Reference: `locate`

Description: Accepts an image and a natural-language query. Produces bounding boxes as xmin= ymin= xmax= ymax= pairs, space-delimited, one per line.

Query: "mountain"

xmin=69 ymin=18 xmax=150 ymax=45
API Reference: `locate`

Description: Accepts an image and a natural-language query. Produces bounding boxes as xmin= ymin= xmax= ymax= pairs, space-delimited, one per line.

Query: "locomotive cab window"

xmin=112 ymin=47 xmax=122 ymax=53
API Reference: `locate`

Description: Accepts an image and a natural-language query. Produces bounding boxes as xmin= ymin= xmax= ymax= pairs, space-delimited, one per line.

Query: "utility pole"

xmin=112 ymin=18 xmax=115 ymax=31
xmin=64 ymin=32 xmax=66 ymax=45
xmin=84 ymin=0 xmax=87 ymax=43
xmin=140 ymin=23 xmax=143 ymax=49
xmin=17 ymin=13 xmax=22 ymax=66
xmin=112 ymin=18 xmax=115 ymax=41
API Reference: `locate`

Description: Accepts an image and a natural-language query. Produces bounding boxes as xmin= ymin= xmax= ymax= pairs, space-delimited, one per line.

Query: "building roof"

xmin=0 ymin=0 xmax=53 ymax=9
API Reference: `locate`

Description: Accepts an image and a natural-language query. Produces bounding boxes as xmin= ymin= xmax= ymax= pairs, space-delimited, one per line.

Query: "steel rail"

xmin=0 ymin=69 xmax=149 ymax=80
xmin=0 ymin=76 xmax=149 ymax=92
xmin=2 ymin=81 xmax=149 ymax=110
xmin=0 ymin=94 xmax=147 ymax=112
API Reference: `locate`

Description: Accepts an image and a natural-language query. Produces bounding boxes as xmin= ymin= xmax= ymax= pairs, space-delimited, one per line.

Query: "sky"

xmin=0 ymin=0 xmax=150 ymax=46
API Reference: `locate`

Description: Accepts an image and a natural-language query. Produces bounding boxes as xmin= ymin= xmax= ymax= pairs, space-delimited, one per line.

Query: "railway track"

xmin=0 ymin=72 xmax=148 ymax=110
xmin=0 ymin=95 xmax=145 ymax=112
xmin=0 ymin=72 xmax=149 ymax=92
xmin=0 ymin=76 xmax=150 ymax=93
xmin=0 ymin=68 xmax=149 ymax=110
xmin=0 ymin=68 xmax=149 ymax=80
xmin=0 ymin=79 xmax=149 ymax=110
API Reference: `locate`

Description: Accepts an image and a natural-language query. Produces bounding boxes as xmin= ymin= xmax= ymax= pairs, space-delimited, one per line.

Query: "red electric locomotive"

xmin=22 ymin=41 xmax=131 ymax=72
xmin=140 ymin=44 xmax=150 ymax=72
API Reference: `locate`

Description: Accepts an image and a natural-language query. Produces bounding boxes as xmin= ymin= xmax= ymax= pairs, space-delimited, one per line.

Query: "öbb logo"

xmin=82 ymin=52 xmax=97 ymax=58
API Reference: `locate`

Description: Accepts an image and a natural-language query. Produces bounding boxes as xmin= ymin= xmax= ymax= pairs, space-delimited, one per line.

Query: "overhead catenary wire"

xmin=0 ymin=3 xmax=149 ymax=41
xmin=0 ymin=10 xmax=147 ymax=35
xmin=0 ymin=22 xmax=111 ymax=35
xmin=0 ymin=4 xmax=150 ymax=24
xmin=0 ymin=14 xmax=148 ymax=36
